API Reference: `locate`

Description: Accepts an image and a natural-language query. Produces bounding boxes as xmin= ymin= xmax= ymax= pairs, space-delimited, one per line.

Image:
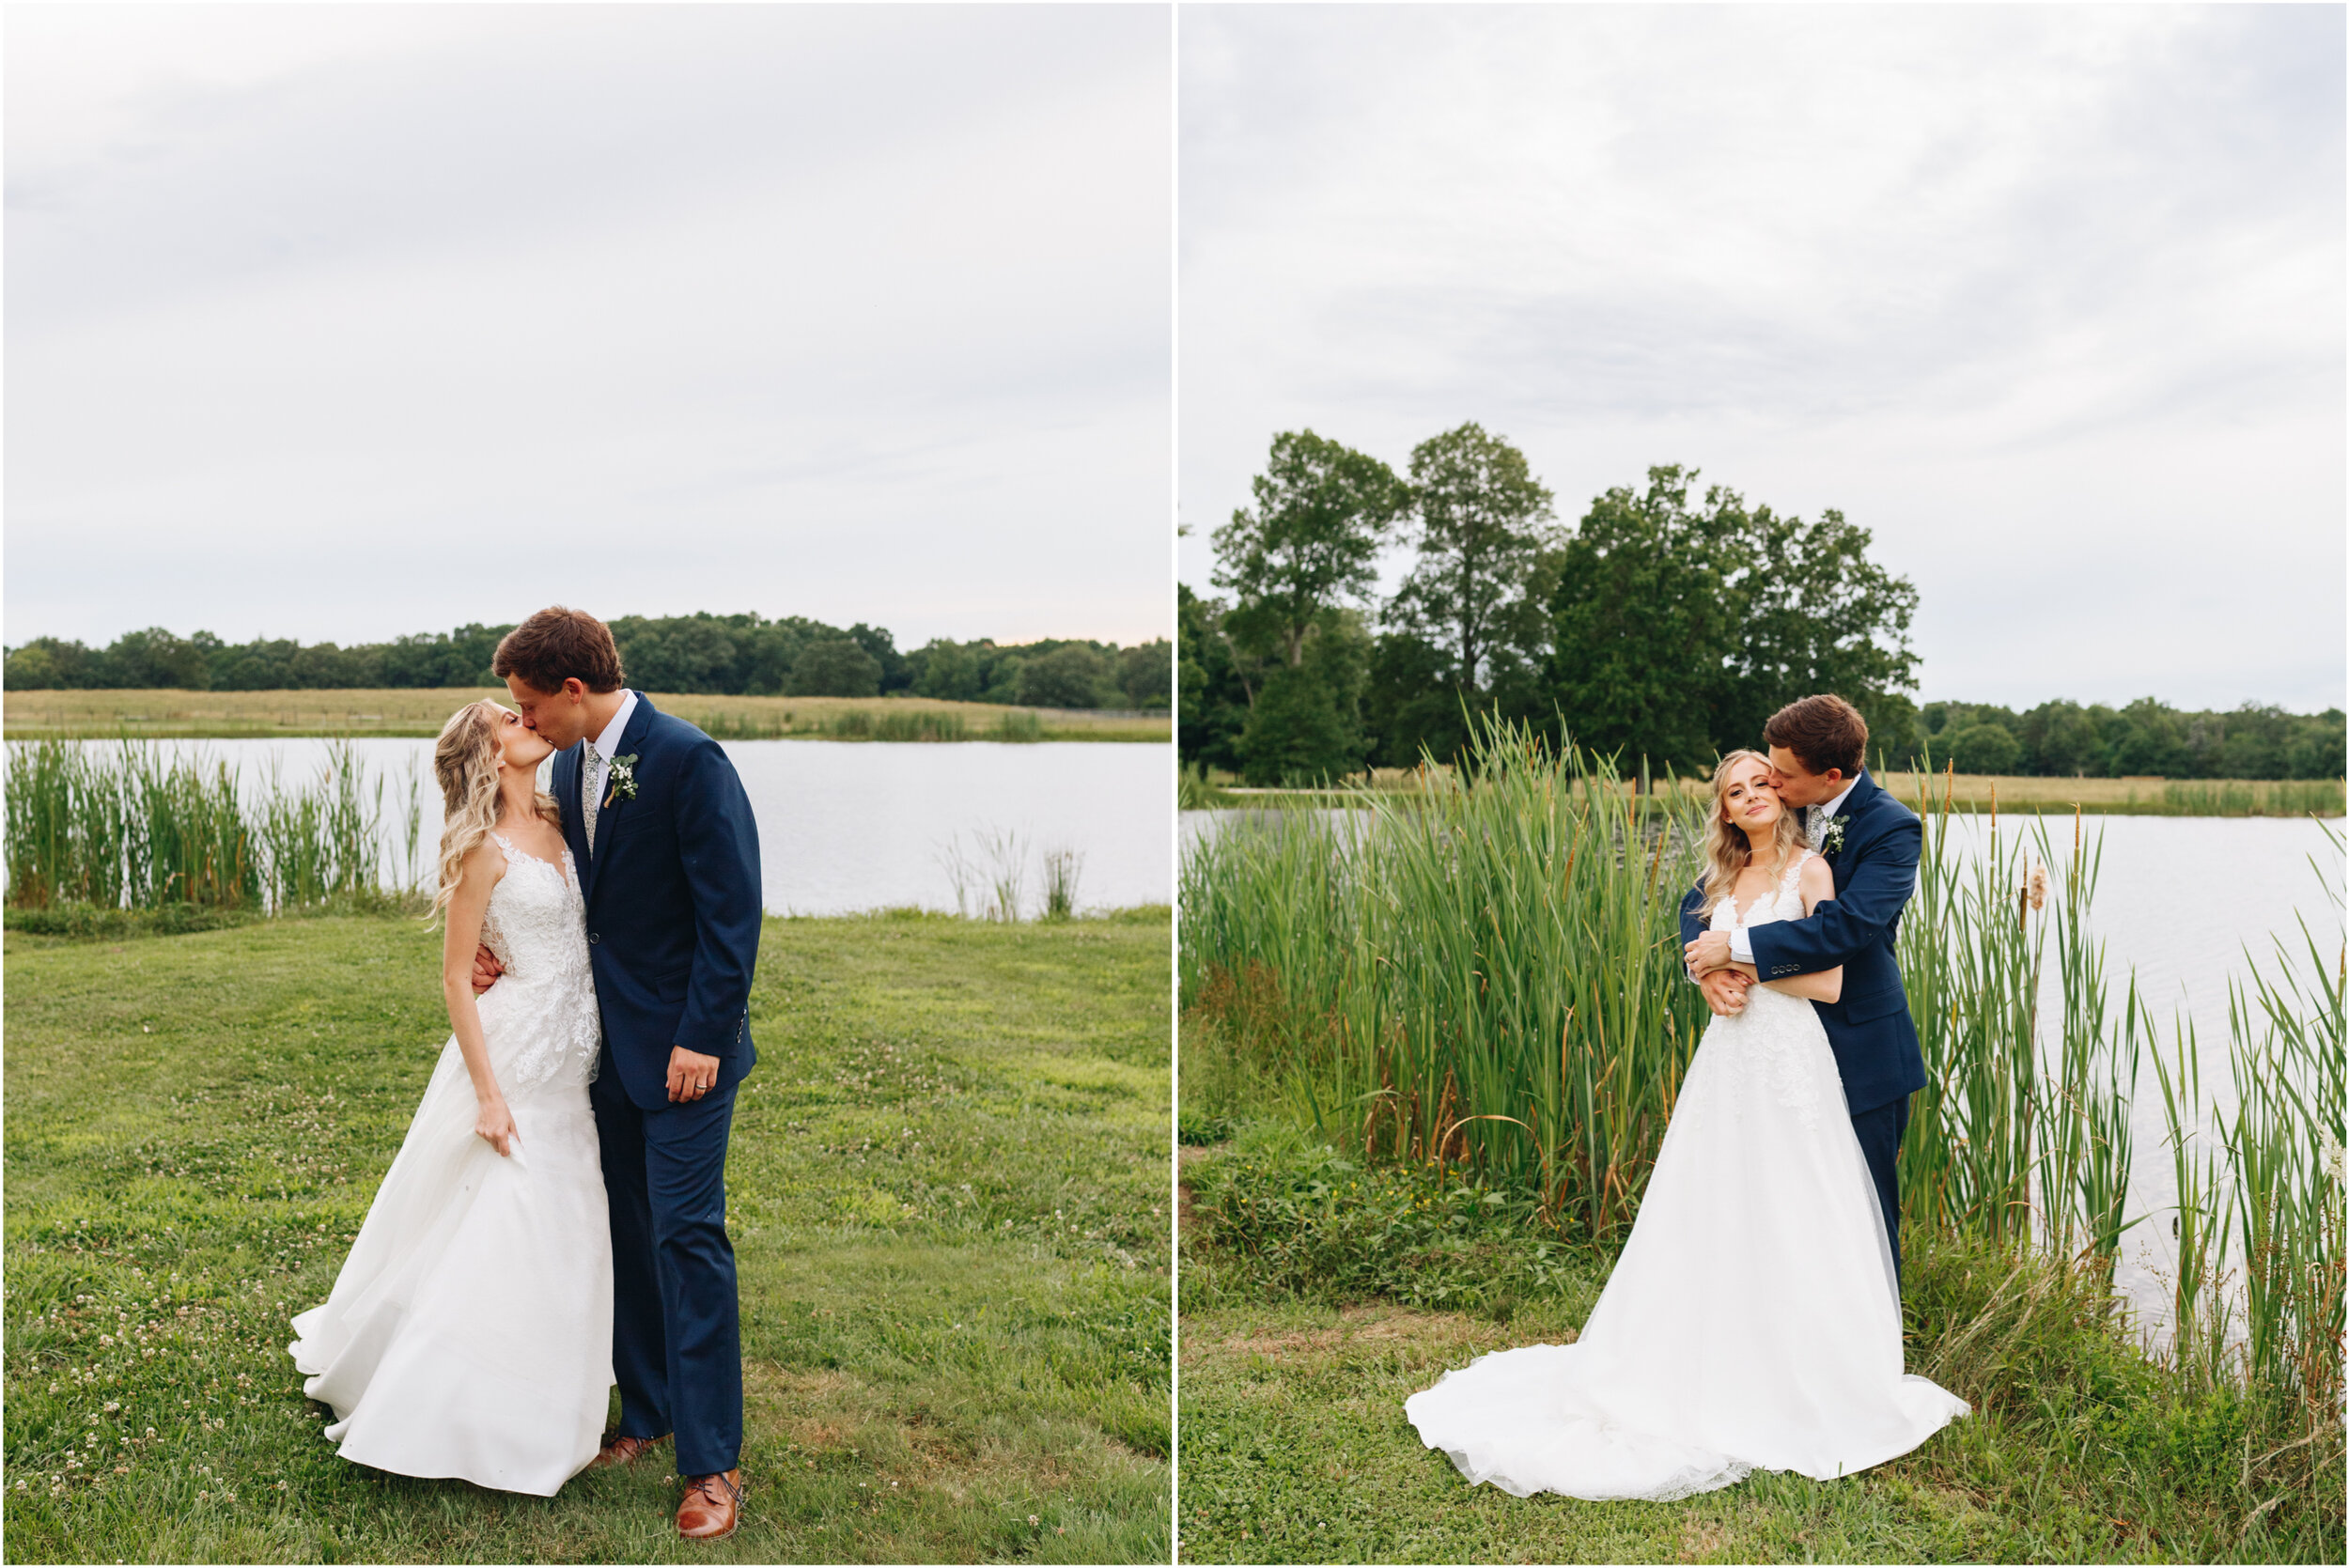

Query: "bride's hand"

xmin=474 ymin=1097 xmax=520 ymax=1157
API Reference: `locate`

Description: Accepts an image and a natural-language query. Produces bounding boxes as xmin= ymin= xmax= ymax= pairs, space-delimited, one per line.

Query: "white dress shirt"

xmin=580 ymin=690 xmax=639 ymax=851
xmin=1727 ymin=772 xmax=1862 ymax=964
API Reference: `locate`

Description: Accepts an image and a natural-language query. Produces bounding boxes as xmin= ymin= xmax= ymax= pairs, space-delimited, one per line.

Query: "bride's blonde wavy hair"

xmin=430 ymin=701 xmax=561 ymax=922
xmin=1697 ymin=749 xmax=1804 ymax=921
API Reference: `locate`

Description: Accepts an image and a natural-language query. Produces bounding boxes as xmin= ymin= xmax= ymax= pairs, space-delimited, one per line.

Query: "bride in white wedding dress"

xmin=290 ymin=700 xmax=613 ymax=1496
xmin=1405 ymin=751 xmax=1967 ymax=1501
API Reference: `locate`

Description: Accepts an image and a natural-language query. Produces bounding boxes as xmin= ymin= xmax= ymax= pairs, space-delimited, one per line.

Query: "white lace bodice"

xmin=1686 ymin=849 xmax=1828 ymax=1135
xmin=474 ymin=833 xmax=600 ymax=1095
xmin=1708 ymin=847 xmax=1813 ymax=936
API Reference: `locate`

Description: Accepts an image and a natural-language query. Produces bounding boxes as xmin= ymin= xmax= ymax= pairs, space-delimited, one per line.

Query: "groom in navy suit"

xmin=1681 ymin=693 xmax=1928 ymax=1277
xmin=486 ymin=607 xmax=762 ymax=1540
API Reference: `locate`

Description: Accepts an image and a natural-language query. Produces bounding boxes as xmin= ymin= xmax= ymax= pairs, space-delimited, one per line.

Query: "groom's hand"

xmin=471 ymin=944 xmax=504 ymax=995
xmin=1698 ymin=969 xmax=1751 ymax=1017
xmin=1683 ymin=931 xmax=1733 ymax=975
xmin=667 ymin=1046 xmax=723 ymax=1104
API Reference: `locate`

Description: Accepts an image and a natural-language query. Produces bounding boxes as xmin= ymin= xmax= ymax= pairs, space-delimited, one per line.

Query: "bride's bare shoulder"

xmin=459 ymin=834 xmax=509 ymax=886
xmin=1797 ymin=851 xmax=1834 ymax=901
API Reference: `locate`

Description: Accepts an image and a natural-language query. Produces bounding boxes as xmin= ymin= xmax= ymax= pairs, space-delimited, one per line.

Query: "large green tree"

xmin=786 ymin=638 xmax=883 ymax=697
xmin=1017 ymin=644 xmax=1112 ymax=709
xmin=1712 ymin=492 xmax=1921 ymax=760
xmin=1545 ymin=466 xmax=1736 ymax=772
xmin=1545 ymin=465 xmax=1920 ymax=772
xmin=1115 ymin=639 xmax=1173 ymax=709
xmin=1235 ymin=610 xmax=1370 ymax=785
xmin=1387 ymin=423 xmax=1558 ymax=696
xmin=1177 ymin=585 xmax=1259 ymax=773
xmin=1212 ymin=430 xmax=1407 ymax=668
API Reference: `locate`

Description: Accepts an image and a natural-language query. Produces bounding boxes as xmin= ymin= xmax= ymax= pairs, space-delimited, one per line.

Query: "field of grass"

xmin=3 ymin=908 xmax=1173 ymax=1563
xmin=1174 ymin=1112 xmax=2342 ymax=1565
xmin=4 ymin=689 xmax=1170 ymax=744
xmin=1181 ymin=764 xmax=2343 ymax=818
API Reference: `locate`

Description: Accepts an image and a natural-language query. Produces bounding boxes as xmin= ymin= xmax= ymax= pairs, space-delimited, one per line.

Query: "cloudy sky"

xmin=1180 ymin=5 xmax=2345 ymax=712
xmin=7 ymin=4 xmax=1171 ymax=652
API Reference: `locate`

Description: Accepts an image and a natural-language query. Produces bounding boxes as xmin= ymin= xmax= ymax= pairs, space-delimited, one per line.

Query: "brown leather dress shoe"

xmin=677 ymin=1468 xmax=744 ymax=1541
xmin=589 ymin=1432 xmax=671 ymax=1470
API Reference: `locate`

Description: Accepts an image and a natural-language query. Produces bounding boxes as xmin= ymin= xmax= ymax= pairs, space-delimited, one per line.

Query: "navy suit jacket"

xmin=1678 ymin=770 xmax=1927 ymax=1117
xmin=552 ymin=693 xmax=763 ymax=1110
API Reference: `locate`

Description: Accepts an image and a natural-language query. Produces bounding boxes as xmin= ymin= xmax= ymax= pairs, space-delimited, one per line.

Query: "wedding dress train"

xmin=1404 ymin=851 xmax=1968 ymax=1500
xmin=289 ymin=834 xmax=614 ymax=1496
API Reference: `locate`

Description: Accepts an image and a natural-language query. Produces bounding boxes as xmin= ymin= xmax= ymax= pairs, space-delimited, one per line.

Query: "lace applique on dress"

xmin=1683 ymin=850 xmax=1827 ymax=1136
xmin=482 ymin=833 xmax=602 ymax=1094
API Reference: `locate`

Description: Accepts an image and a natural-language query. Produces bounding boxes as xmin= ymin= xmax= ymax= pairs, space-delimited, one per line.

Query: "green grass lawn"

xmin=1175 ymin=1111 xmax=2342 ymax=1565
xmin=4 ymin=908 xmax=1173 ymax=1563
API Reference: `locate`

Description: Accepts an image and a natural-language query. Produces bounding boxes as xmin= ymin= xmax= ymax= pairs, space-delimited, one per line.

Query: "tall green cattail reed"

xmin=5 ymin=739 xmax=414 ymax=916
xmin=1042 ymin=847 xmax=1084 ymax=920
xmin=1182 ymin=715 xmax=1710 ymax=1244
xmin=5 ymin=740 xmax=257 ymax=910
xmin=2164 ymin=826 xmax=2344 ymax=1494
xmin=257 ymin=740 xmax=386 ymax=909
xmin=1895 ymin=776 xmax=2143 ymax=1277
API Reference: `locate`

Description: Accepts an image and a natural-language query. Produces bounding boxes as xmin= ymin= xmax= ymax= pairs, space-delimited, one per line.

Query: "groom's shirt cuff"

xmin=1730 ymin=929 xmax=1754 ymax=965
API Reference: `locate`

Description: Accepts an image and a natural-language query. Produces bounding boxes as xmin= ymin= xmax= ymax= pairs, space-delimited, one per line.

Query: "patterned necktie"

xmin=1806 ymin=805 xmax=1829 ymax=852
xmin=582 ymin=741 xmax=602 ymax=852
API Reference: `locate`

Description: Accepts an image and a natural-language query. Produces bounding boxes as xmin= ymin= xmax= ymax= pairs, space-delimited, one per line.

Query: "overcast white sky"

xmin=7 ymin=4 xmax=1172 ymax=652
xmin=1180 ymin=4 xmax=2346 ymax=712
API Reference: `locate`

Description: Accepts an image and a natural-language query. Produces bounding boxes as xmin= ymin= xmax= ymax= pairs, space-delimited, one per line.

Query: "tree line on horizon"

xmin=2 ymin=613 xmax=1173 ymax=713
xmin=1182 ymin=426 xmax=2344 ymax=784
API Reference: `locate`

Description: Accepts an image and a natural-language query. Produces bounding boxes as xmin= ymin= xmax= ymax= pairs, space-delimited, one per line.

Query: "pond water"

xmin=114 ymin=737 xmax=1174 ymax=917
xmin=1182 ymin=806 xmax=2344 ymax=1334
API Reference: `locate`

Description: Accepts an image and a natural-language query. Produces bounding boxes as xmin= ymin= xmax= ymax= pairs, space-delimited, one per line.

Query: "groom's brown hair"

xmin=1764 ymin=694 xmax=1868 ymax=778
xmin=493 ymin=607 xmax=626 ymax=694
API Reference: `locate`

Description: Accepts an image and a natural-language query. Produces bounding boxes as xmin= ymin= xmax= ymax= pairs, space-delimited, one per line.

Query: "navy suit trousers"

xmin=590 ymin=1063 xmax=743 ymax=1477
xmin=1851 ymin=1093 xmax=1911 ymax=1281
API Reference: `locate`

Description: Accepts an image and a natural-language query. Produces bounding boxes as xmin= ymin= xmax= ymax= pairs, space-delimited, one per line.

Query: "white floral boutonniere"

xmin=602 ymin=753 xmax=640 ymax=809
xmin=1819 ymin=814 xmax=1852 ymax=856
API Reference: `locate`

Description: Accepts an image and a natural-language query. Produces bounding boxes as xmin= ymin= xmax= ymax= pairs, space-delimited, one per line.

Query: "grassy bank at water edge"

xmin=1175 ymin=1118 xmax=2334 ymax=1564
xmin=5 ymin=689 xmax=1170 ymax=743
xmin=3 ymin=908 xmax=1172 ymax=1562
